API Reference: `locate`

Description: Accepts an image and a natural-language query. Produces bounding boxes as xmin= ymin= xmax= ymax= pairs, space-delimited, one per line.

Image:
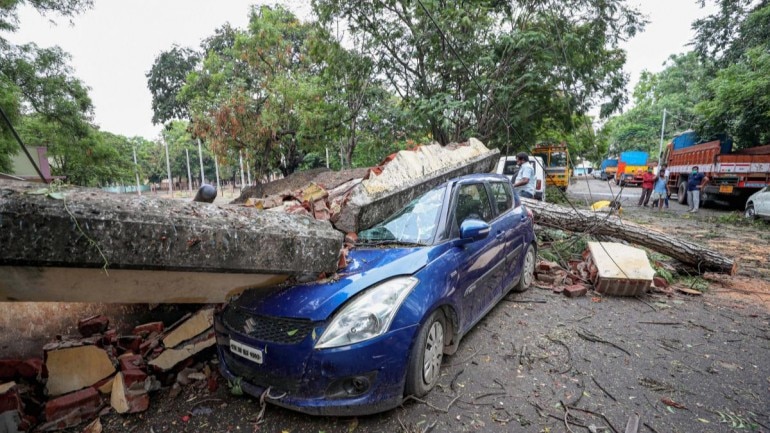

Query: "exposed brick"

xmin=0 ymin=359 xmax=20 ymax=380
xmin=44 ymin=387 xmax=101 ymax=428
xmin=536 ymin=273 xmax=556 ymax=284
xmin=117 ymin=336 xmax=142 ymax=354
xmin=552 ymin=286 xmax=564 ymax=294
xmin=653 ymin=276 xmax=669 ymax=289
xmin=123 ymin=391 xmax=150 ymax=413
xmin=537 ymin=260 xmax=560 ymax=273
xmin=102 ymin=328 xmax=118 ymax=346
xmin=564 ymin=284 xmax=589 ymax=298
xmin=77 ymin=315 xmax=109 ymax=338
xmin=132 ymin=322 xmax=164 ymax=337
xmin=17 ymin=358 xmax=42 ymax=379
xmin=118 ymin=354 xmax=145 ymax=372
xmin=139 ymin=339 xmax=159 ymax=357
xmin=0 ymin=382 xmax=23 ymax=413
xmin=121 ymin=369 xmax=148 ymax=389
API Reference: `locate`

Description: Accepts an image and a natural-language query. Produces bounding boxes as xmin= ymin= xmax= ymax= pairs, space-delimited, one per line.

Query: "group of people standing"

xmin=637 ymin=164 xmax=708 ymax=213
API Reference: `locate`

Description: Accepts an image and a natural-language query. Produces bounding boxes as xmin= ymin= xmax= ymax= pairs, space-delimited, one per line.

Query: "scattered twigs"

xmin=638 ymin=321 xmax=683 ymax=326
xmin=450 ymin=369 xmax=463 ymax=392
xmin=643 ymin=422 xmax=661 ymax=433
xmin=635 ymin=296 xmax=657 ymax=312
xmin=592 ymin=376 xmax=617 ymax=402
xmin=401 ymin=394 xmax=461 ymax=413
xmin=473 ymin=391 xmax=507 ymax=403
xmin=503 ymin=298 xmax=548 ymax=303
xmin=560 ymin=400 xmax=576 ymax=433
xmin=687 ymin=320 xmax=716 ymax=333
xmin=546 ymin=335 xmax=573 ymax=374
xmin=577 ymin=328 xmax=631 ymax=356
xmin=568 ymin=405 xmax=619 ymax=433
xmin=448 ymin=348 xmax=481 ymax=367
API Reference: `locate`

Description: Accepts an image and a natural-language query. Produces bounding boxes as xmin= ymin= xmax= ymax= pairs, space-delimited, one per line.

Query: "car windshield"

xmin=358 ymin=186 xmax=446 ymax=246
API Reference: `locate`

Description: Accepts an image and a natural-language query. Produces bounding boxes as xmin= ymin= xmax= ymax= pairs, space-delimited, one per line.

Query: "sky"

xmin=7 ymin=0 xmax=715 ymax=141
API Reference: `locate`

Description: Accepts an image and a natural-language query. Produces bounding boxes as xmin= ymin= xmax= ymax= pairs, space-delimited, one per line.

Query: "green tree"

xmin=146 ymin=46 xmax=200 ymax=125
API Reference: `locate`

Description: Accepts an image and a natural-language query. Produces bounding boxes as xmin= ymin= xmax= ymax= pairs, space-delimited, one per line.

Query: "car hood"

xmin=233 ymin=244 xmax=447 ymax=321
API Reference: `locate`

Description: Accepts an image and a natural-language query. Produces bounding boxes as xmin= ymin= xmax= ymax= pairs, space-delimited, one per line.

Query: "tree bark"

xmin=522 ymin=198 xmax=737 ymax=275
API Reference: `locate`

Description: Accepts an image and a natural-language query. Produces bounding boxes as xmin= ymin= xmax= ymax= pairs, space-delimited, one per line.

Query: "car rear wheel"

xmin=745 ymin=204 xmax=756 ymax=220
xmin=512 ymin=243 xmax=535 ymax=292
xmin=405 ymin=310 xmax=445 ymax=397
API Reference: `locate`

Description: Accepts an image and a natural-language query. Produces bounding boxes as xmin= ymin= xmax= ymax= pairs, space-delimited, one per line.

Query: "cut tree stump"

xmin=523 ymin=198 xmax=737 ymax=275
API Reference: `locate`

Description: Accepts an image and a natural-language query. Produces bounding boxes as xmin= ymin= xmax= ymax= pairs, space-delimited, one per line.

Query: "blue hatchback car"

xmin=214 ymin=173 xmax=537 ymax=415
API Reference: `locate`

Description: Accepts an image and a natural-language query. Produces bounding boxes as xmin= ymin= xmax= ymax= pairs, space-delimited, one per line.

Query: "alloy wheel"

xmin=422 ymin=321 xmax=444 ymax=385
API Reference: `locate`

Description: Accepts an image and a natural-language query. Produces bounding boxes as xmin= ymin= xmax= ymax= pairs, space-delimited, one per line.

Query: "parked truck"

xmin=662 ymin=131 xmax=770 ymax=207
xmin=599 ymin=158 xmax=618 ymax=181
xmin=532 ymin=143 xmax=570 ymax=190
xmin=615 ymin=151 xmax=649 ymax=186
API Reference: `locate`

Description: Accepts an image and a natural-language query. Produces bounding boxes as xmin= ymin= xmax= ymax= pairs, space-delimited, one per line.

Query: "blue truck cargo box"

xmin=619 ymin=151 xmax=648 ymax=166
xmin=600 ymin=159 xmax=618 ymax=170
xmin=673 ymin=130 xmax=698 ymax=150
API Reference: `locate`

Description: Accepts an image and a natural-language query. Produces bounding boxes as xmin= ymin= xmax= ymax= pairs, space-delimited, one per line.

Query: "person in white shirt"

xmin=512 ymin=152 xmax=537 ymax=199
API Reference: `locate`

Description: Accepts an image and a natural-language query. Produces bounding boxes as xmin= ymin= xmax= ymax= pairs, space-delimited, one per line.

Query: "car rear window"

xmin=489 ymin=181 xmax=513 ymax=214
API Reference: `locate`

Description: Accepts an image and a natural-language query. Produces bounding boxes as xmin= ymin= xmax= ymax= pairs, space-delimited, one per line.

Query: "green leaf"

xmin=312 ymin=328 xmax=317 ymax=341
xmin=287 ymin=329 xmax=298 ymax=336
xmin=28 ymin=188 xmax=49 ymax=195
xmin=48 ymin=192 xmax=65 ymax=200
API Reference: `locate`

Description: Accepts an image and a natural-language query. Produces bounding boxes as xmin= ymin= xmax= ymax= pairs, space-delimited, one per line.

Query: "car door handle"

xmin=495 ymin=231 xmax=504 ymax=240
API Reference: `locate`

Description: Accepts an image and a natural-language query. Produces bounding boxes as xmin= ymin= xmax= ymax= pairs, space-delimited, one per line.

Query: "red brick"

xmin=564 ymin=284 xmax=589 ymax=298
xmin=552 ymin=286 xmax=564 ymax=294
xmin=77 ymin=315 xmax=109 ymax=337
xmin=123 ymin=390 xmax=150 ymax=413
xmin=0 ymin=359 xmax=20 ymax=380
xmin=17 ymin=358 xmax=42 ymax=379
xmin=139 ymin=339 xmax=159 ymax=357
xmin=653 ymin=276 xmax=669 ymax=289
xmin=536 ymin=273 xmax=557 ymax=284
xmin=132 ymin=321 xmax=164 ymax=337
xmin=537 ymin=260 xmax=560 ymax=273
xmin=121 ymin=369 xmax=148 ymax=389
xmin=119 ymin=354 xmax=145 ymax=372
xmin=117 ymin=336 xmax=142 ymax=354
xmin=0 ymin=382 xmax=23 ymax=413
xmin=44 ymin=387 xmax=101 ymax=427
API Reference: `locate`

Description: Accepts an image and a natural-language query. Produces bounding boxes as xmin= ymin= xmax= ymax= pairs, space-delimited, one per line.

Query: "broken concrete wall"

xmin=334 ymin=139 xmax=500 ymax=233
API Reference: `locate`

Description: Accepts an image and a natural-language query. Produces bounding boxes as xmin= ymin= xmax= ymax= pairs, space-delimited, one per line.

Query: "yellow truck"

xmin=532 ymin=143 xmax=570 ymax=190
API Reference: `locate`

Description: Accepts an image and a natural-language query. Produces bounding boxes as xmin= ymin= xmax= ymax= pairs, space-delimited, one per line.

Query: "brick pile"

xmin=0 ymin=309 xmax=217 ymax=431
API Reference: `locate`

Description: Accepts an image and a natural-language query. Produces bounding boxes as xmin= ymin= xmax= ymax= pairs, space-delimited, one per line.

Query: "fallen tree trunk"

xmin=523 ymin=198 xmax=737 ymax=275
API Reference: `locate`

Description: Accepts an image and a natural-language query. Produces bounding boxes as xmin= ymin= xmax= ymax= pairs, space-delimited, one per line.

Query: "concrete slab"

xmin=588 ymin=242 xmax=655 ymax=296
xmin=0 ymin=180 xmax=342 ymax=302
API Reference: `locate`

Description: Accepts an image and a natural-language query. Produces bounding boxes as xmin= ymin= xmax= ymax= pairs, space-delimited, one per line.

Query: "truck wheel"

xmin=677 ymin=182 xmax=688 ymax=205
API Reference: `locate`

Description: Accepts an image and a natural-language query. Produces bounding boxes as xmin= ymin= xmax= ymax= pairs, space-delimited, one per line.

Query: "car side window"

xmin=455 ymin=183 xmax=493 ymax=226
xmin=489 ymin=181 xmax=513 ymax=215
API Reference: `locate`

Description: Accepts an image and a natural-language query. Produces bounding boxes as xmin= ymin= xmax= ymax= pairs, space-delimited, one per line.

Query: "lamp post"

xmin=164 ymin=139 xmax=173 ymax=197
xmin=132 ymin=143 xmax=141 ymax=196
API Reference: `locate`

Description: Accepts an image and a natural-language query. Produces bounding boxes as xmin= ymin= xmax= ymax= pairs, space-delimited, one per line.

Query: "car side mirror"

xmin=457 ymin=219 xmax=490 ymax=245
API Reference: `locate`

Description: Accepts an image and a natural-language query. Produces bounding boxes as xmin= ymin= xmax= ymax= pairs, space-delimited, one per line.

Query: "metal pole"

xmin=185 ymin=149 xmax=193 ymax=193
xmin=197 ymin=138 xmax=205 ymax=185
xmin=246 ymin=157 xmax=252 ymax=186
xmin=238 ymin=150 xmax=245 ymax=191
xmin=214 ymin=155 xmax=221 ymax=193
xmin=325 ymin=146 xmax=329 ymax=168
xmin=0 ymin=105 xmax=48 ymax=183
xmin=658 ymin=108 xmax=667 ymax=164
xmin=164 ymin=139 xmax=173 ymax=197
xmin=132 ymin=145 xmax=141 ymax=196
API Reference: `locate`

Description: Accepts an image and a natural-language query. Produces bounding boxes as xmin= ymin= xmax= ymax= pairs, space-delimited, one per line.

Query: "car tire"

xmin=405 ymin=310 xmax=446 ymax=397
xmin=677 ymin=182 xmax=688 ymax=205
xmin=512 ymin=243 xmax=535 ymax=292
xmin=745 ymin=204 xmax=756 ymax=220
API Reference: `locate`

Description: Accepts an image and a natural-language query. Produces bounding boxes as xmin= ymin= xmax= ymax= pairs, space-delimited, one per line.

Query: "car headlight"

xmin=315 ymin=277 xmax=418 ymax=349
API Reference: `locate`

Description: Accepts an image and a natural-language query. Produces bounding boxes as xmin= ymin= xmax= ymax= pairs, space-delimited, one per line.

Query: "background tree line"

xmin=2 ymin=0 xmax=768 ymax=187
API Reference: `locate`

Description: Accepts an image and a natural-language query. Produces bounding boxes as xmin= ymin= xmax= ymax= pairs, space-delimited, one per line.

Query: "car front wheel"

xmin=512 ymin=243 xmax=535 ymax=292
xmin=745 ymin=204 xmax=756 ymax=220
xmin=405 ymin=310 xmax=445 ymax=397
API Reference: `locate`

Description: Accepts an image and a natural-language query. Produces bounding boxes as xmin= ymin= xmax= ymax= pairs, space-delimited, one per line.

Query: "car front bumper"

xmin=214 ymin=311 xmax=419 ymax=416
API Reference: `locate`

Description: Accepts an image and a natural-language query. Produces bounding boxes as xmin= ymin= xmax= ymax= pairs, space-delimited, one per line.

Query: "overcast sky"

xmin=7 ymin=0 xmax=715 ymax=141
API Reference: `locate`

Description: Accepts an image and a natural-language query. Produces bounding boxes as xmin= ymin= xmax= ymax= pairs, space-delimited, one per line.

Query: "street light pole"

xmin=197 ymin=138 xmax=205 ymax=185
xmin=132 ymin=144 xmax=141 ymax=196
xmin=164 ymin=139 xmax=173 ymax=197
xmin=658 ymin=108 xmax=667 ymax=164
xmin=185 ymin=149 xmax=193 ymax=193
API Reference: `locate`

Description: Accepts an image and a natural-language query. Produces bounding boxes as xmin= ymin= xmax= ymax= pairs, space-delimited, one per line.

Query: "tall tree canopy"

xmin=313 ymin=0 xmax=645 ymax=149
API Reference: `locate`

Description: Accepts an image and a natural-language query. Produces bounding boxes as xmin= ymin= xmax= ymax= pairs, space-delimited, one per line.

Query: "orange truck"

xmin=662 ymin=134 xmax=770 ymax=207
xmin=614 ymin=151 xmax=649 ymax=186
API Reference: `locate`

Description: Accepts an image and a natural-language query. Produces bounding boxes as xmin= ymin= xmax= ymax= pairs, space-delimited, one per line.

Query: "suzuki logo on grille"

xmin=243 ymin=318 xmax=257 ymax=334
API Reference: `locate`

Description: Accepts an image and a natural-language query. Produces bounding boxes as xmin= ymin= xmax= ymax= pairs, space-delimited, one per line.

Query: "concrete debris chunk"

xmin=110 ymin=372 xmax=149 ymax=414
xmin=162 ymin=308 xmax=214 ymax=349
xmin=588 ymin=242 xmax=655 ymax=297
xmin=149 ymin=333 xmax=215 ymax=372
xmin=44 ymin=345 xmax=116 ymax=397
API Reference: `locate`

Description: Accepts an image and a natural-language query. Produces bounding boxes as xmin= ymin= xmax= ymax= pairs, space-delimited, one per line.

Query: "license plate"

xmin=719 ymin=185 xmax=734 ymax=193
xmin=230 ymin=340 xmax=263 ymax=364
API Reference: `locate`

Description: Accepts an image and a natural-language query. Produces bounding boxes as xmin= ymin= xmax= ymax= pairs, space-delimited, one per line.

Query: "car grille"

xmin=222 ymin=307 xmax=316 ymax=344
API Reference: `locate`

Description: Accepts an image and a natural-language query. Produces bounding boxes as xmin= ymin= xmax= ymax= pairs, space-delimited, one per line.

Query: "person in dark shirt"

xmin=686 ymin=166 xmax=708 ymax=213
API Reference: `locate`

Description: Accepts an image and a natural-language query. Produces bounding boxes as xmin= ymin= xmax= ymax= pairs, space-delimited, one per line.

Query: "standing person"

xmin=687 ymin=166 xmax=708 ymax=213
xmin=512 ymin=152 xmax=536 ymax=199
xmin=652 ymin=164 xmax=671 ymax=208
xmin=652 ymin=170 xmax=669 ymax=211
xmin=637 ymin=167 xmax=655 ymax=206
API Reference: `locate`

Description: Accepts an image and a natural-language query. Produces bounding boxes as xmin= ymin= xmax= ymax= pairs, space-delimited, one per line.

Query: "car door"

xmin=757 ymin=187 xmax=770 ymax=217
xmin=450 ymin=182 xmax=508 ymax=333
xmin=487 ymin=181 xmax=527 ymax=293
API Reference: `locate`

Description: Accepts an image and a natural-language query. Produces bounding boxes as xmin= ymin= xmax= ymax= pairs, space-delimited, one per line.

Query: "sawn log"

xmin=522 ymin=198 xmax=737 ymax=275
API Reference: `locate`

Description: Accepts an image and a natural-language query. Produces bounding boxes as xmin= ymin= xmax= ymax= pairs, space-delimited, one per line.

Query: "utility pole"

xmin=214 ymin=155 xmax=221 ymax=193
xmin=238 ymin=150 xmax=245 ymax=191
xmin=185 ymin=149 xmax=193 ymax=193
xmin=164 ymin=139 xmax=173 ymax=197
xmin=197 ymin=138 xmax=205 ymax=185
xmin=132 ymin=144 xmax=141 ymax=196
xmin=246 ymin=158 xmax=252 ymax=186
xmin=658 ymin=108 xmax=667 ymax=165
